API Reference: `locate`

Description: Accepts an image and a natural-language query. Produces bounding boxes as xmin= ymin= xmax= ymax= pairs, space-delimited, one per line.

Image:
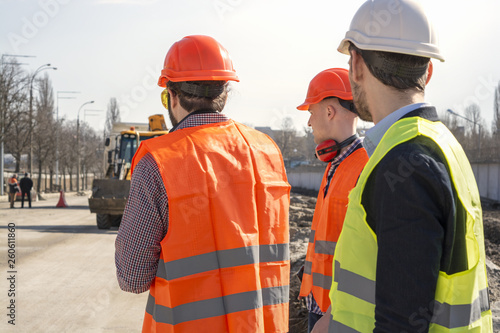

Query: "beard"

xmin=168 ymin=110 xmax=178 ymax=127
xmin=351 ymin=80 xmax=372 ymax=123
xmin=167 ymin=93 xmax=179 ymax=127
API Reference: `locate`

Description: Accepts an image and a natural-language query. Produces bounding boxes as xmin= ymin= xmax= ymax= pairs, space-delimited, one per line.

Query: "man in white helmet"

xmin=313 ymin=0 xmax=493 ymax=332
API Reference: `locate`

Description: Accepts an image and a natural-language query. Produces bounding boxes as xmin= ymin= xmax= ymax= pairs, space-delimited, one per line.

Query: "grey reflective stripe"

xmin=334 ymin=261 xmax=375 ymax=304
xmin=146 ymin=285 xmax=289 ymax=325
xmin=333 ymin=259 xmax=491 ymax=329
xmin=309 ymin=229 xmax=315 ymax=243
xmin=431 ymin=288 xmax=491 ymax=329
xmin=157 ymin=243 xmax=289 ymax=280
xmin=328 ymin=318 xmax=362 ymax=333
xmin=313 ymin=272 xmax=332 ymax=290
xmin=315 ymin=240 xmax=336 ymax=255
xmin=480 ymin=287 xmax=491 ymax=313
xmin=304 ymin=260 xmax=312 ymax=275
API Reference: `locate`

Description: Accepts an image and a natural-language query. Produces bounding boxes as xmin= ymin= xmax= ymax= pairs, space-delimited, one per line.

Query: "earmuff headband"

xmin=315 ymin=134 xmax=358 ymax=163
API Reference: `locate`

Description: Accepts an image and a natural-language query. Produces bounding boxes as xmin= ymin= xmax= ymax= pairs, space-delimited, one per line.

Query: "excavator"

xmin=88 ymin=114 xmax=169 ymax=229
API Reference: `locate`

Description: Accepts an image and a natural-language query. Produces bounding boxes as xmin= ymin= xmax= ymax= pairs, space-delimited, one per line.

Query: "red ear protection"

xmin=315 ymin=139 xmax=340 ymax=162
xmin=315 ymin=134 xmax=358 ymax=162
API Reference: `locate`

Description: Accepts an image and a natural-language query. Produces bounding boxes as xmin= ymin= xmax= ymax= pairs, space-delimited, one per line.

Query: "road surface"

xmin=0 ymin=193 xmax=148 ymax=332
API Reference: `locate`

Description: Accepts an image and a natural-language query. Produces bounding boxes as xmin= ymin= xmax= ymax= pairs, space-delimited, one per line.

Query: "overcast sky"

xmin=1 ymin=0 xmax=500 ymax=134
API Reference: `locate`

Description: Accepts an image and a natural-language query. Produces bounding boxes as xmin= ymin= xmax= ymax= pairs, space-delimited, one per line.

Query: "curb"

xmin=0 ymin=191 xmax=91 ymax=202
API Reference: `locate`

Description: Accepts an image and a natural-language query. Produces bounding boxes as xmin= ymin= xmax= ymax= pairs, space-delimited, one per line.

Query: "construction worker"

xmin=115 ymin=35 xmax=290 ymax=333
xmin=8 ymin=174 xmax=19 ymax=208
xmin=296 ymin=68 xmax=368 ymax=332
xmin=313 ymin=0 xmax=493 ymax=332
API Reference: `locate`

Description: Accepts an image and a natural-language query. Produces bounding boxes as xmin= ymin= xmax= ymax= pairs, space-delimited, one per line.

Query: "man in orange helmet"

xmin=296 ymin=68 xmax=368 ymax=332
xmin=115 ymin=35 xmax=290 ymax=333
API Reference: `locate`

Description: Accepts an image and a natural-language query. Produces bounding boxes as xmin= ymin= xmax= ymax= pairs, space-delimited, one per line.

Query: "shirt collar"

xmin=329 ymin=137 xmax=363 ymax=167
xmin=171 ymin=110 xmax=230 ymax=132
xmin=363 ymin=102 xmax=430 ymax=157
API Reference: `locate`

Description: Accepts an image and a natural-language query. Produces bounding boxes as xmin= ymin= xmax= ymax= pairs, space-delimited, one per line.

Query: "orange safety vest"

xmin=131 ymin=120 xmax=291 ymax=333
xmin=299 ymin=148 xmax=368 ymax=312
xmin=8 ymin=177 xmax=18 ymax=192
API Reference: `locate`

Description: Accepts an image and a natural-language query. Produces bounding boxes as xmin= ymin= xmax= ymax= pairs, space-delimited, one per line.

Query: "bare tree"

xmin=80 ymin=122 xmax=104 ymax=189
xmin=4 ymin=97 xmax=30 ymax=172
xmin=105 ymin=97 xmax=121 ymax=137
xmin=299 ymin=127 xmax=318 ymax=164
xmin=441 ymin=109 xmax=467 ymax=144
xmin=59 ymin=120 xmax=78 ymax=191
xmin=274 ymin=117 xmax=297 ymax=163
xmin=1 ymin=59 xmax=30 ymax=172
xmin=465 ymin=103 xmax=482 ymax=136
xmin=33 ymin=74 xmax=55 ymax=193
xmin=494 ymin=82 xmax=500 ymax=135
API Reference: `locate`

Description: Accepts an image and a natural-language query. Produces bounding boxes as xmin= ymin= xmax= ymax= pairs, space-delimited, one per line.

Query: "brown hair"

xmin=167 ymin=80 xmax=228 ymax=113
xmin=349 ymin=43 xmax=430 ymax=92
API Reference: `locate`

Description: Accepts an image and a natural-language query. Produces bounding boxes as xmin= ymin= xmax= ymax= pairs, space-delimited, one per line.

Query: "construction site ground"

xmin=288 ymin=190 xmax=500 ymax=333
xmin=0 ymin=193 xmax=147 ymax=333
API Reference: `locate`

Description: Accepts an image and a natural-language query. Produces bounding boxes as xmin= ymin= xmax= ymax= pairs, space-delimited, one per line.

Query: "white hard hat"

xmin=338 ymin=0 xmax=444 ymax=62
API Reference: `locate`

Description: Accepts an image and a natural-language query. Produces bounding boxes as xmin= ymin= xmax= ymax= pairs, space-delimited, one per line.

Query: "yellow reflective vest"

xmin=329 ymin=117 xmax=492 ymax=332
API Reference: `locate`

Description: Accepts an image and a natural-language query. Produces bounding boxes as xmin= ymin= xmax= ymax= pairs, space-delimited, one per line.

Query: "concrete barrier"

xmin=288 ymin=163 xmax=500 ymax=203
xmin=287 ymin=166 xmax=325 ymax=191
xmin=472 ymin=163 xmax=500 ymax=203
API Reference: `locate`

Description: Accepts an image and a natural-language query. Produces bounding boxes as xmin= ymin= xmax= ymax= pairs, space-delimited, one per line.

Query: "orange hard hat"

xmin=297 ymin=68 xmax=352 ymax=111
xmin=158 ymin=35 xmax=239 ymax=87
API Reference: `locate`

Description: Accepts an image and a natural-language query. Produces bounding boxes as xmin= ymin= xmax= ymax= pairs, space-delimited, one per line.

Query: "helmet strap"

xmin=179 ymin=82 xmax=225 ymax=98
xmin=360 ymin=50 xmax=428 ymax=79
xmin=338 ymin=98 xmax=358 ymax=116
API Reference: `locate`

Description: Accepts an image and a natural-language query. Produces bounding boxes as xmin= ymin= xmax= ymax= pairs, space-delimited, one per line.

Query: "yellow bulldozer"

xmin=88 ymin=114 xmax=168 ymax=229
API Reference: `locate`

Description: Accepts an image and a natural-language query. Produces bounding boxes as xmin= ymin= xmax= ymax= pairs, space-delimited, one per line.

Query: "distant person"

xmin=8 ymin=174 xmax=19 ymax=209
xmin=296 ymin=68 xmax=368 ymax=332
xmin=20 ymin=172 xmax=33 ymax=208
xmin=115 ymin=35 xmax=290 ymax=332
xmin=313 ymin=0 xmax=493 ymax=332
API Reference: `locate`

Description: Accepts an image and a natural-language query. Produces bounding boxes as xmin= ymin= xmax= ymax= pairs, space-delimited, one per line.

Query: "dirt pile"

xmin=288 ymin=192 xmax=500 ymax=332
xmin=288 ymin=194 xmax=316 ymax=332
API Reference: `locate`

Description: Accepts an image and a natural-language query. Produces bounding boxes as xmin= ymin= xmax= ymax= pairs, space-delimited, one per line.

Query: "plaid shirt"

xmin=305 ymin=137 xmax=363 ymax=315
xmin=115 ymin=112 xmax=230 ymax=293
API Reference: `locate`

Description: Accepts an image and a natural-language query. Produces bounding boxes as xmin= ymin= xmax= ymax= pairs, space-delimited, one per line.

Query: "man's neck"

xmin=367 ymin=84 xmax=425 ymax=124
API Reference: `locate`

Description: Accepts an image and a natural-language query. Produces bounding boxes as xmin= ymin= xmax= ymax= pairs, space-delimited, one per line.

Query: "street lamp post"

xmin=0 ymin=54 xmax=35 ymax=196
xmin=447 ymin=109 xmax=482 ymax=158
xmin=29 ymin=64 xmax=57 ymax=176
xmin=56 ymin=91 xmax=80 ymax=189
xmin=76 ymin=100 xmax=94 ymax=193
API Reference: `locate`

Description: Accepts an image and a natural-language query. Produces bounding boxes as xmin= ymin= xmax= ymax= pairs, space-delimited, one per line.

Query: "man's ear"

xmin=425 ymin=61 xmax=433 ymax=85
xmin=326 ymin=103 xmax=336 ymax=120
xmin=349 ymin=49 xmax=365 ymax=84
xmin=167 ymin=88 xmax=178 ymax=109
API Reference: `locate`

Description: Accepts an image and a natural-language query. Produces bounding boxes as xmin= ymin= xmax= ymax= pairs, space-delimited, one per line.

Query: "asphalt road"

xmin=0 ymin=193 xmax=148 ymax=332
